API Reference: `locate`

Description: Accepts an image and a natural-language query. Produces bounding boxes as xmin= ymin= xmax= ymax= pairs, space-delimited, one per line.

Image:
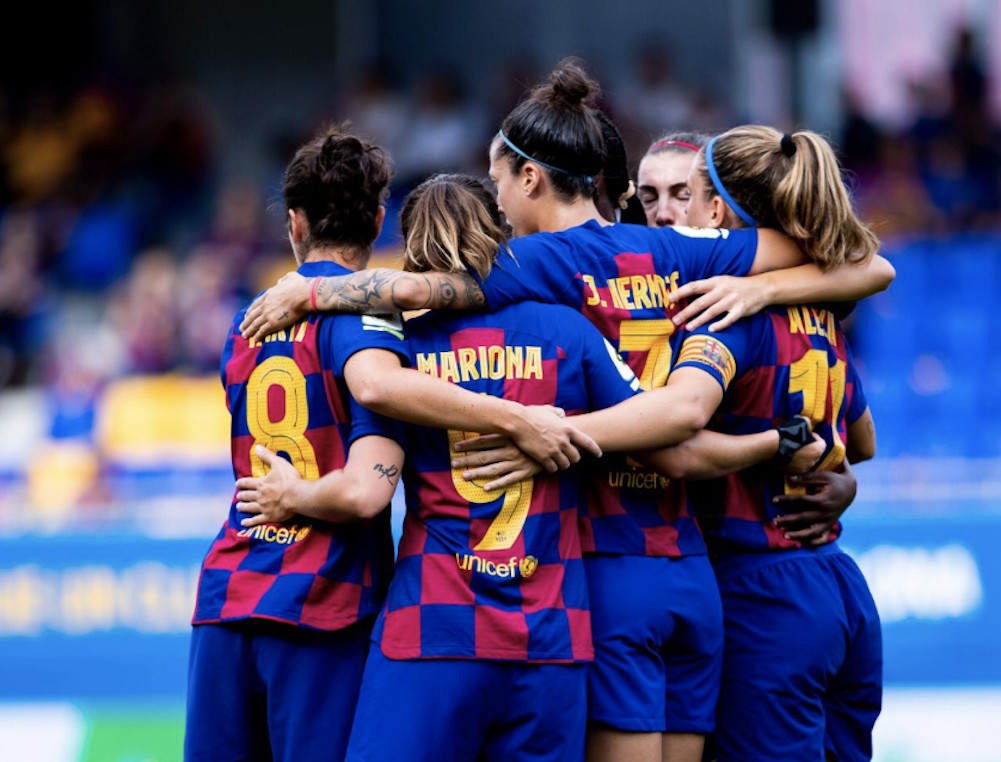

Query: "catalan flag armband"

xmin=676 ymin=335 xmax=737 ymax=390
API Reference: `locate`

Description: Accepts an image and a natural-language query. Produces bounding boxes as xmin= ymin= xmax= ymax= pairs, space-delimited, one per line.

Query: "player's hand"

xmin=455 ymin=404 xmax=600 ymax=473
xmin=772 ymin=468 xmax=858 ymax=546
xmin=240 ymin=272 xmax=311 ymax=342
xmin=786 ymin=433 xmax=825 ymax=475
xmin=669 ymin=275 xmax=770 ymax=332
xmin=235 ymin=446 xmax=302 ymax=527
xmin=451 ymin=437 xmax=543 ymax=491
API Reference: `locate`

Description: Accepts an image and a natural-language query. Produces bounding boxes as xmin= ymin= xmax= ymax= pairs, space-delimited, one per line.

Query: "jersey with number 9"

xmin=374 ymin=301 xmax=640 ymax=663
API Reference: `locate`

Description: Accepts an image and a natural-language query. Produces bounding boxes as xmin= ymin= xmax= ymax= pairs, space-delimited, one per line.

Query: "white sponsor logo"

xmin=848 ymin=543 xmax=983 ymax=623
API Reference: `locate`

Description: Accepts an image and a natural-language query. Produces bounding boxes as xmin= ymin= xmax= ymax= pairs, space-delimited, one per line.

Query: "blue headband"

xmin=497 ymin=130 xmax=593 ymax=185
xmin=705 ymin=137 xmax=757 ymax=228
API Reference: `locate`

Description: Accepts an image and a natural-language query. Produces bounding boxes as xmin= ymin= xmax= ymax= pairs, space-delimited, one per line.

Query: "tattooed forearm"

xmin=434 ymin=278 xmax=459 ymax=309
xmin=373 ymin=463 xmax=400 ymax=484
xmin=314 ymin=269 xmax=485 ymax=314
xmin=463 ymin=274 xmax=488 ymax=310
xmin=315 ymin=271 xmax=401 ymax=314
xmin=426 ymin=272 xmax=486 ymax=310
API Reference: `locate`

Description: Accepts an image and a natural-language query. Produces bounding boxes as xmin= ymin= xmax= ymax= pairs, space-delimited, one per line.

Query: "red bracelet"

xmin=309 ymin=277 xmax=321 ymax=311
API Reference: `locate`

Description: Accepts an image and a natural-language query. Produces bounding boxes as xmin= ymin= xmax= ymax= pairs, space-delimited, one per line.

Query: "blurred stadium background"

xmin=1 ymin=0 xmax=999 ymax=760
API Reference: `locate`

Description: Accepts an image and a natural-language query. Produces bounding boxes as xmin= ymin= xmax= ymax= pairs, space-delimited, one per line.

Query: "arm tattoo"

xmin=373 ymin=463 xmax=400 ymax=484
xmin=315 ymin=268 xmax=486 ymax=314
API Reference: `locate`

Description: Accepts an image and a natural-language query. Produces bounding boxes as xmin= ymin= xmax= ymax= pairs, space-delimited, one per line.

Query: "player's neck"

xmin=301 ymin=244 xmax=373 ymax=272
xmin=535 ymin=197 xmax=607 ymax=234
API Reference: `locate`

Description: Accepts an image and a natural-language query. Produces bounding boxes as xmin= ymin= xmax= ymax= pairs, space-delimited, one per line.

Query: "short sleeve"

xmin=474 ymin=236 xmax=581 ymax=310
xmin=672 ymin=319 xmax=757 ymax=392
xmin=844 ymin=341 xmax=868 ymax=425
xmin=328 ymin=313 xmax=411 ymax=374
xmin=318 ymin=314 xmax=409 ymax=449
xmin=664 ymin=226 xmax=757 ymax=281
xmin=346 ymin=395 xmax=407 ymax=449
xmin=576 ymin=315 xmax=642 ymax=410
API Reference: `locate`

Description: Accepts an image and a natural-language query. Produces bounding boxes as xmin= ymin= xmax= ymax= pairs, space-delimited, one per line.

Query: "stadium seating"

xmin=852 ymin=236 xmax=1001 ymax=458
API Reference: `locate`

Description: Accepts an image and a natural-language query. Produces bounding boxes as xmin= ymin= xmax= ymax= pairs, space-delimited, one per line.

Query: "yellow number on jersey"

xmin=787 ymin=349 xmax=847 ymax=487
xmin=245 ymin=356 xmax=319 ymax=479
xmin=618 ymin=319 xmax=676 ymax=390
xmin=448 ymin=429 xmax=534 ymax=551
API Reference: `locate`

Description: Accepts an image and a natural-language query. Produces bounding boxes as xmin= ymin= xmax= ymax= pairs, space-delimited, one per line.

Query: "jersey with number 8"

xmin=374 ymin=302 xmax=640 ymax=663
xmin=676 ymin=304 xmax=869 ymax=553
xmin=193 ymin=260 xmax=409 ymax=631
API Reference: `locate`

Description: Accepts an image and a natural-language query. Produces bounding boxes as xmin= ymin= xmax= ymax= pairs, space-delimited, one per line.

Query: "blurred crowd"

xmin=0 ymin=30 xmax=998 ymax=463
xmin=842 ymin=29 xmax=1001 ymax=237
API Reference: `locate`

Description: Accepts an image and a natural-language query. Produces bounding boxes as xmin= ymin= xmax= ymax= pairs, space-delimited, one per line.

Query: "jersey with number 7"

xmin=473 ymin=220 xmax=758 ymax=558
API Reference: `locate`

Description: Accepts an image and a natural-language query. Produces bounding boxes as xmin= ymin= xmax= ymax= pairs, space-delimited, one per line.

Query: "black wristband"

xmin=773 ymin=416 xmax=813 ymax=465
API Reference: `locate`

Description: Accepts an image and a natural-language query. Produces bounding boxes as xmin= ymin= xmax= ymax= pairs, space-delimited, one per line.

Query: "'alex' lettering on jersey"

xmin=677 ymin=305 xmax=868 ymax=554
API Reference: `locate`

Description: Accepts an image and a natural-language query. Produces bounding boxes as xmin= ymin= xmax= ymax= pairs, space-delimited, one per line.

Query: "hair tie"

xmin=497 ymin=130 xmax=593 ymax=183
xmin=780 ymin=133 xmax=797 ymax=157
xmin=704 ymin=137 xmax=758 ymax=228
xmin=650 ymin=139 xmax=699 ymax=153
xmin=617 ymin=180 xmax=636 ymax=210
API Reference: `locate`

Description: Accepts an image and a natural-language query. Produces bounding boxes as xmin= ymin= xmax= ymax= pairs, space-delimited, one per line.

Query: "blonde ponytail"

xmin=771 ymin=131 xmax=878 ymax=268
xmin=698 ymin=126 xmax=879 ymax=270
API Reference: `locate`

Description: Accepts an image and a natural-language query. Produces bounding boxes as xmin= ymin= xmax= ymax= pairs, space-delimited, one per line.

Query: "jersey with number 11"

xmin=676 ymin=304 xmax=869 ymax=553
xmin=192 ymin=260 xmax=408 ymax=632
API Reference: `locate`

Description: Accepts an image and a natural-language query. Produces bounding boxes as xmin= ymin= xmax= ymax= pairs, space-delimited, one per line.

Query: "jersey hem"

xmin=378 ymin=642 xmax=594 ymax=663
xmin=587 ymin=715 xmax=714 ymax=734
xmin=191 ymin=609 xmax=377 ymax=632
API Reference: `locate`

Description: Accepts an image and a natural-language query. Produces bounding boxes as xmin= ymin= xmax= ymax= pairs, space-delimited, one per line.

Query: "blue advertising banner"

xmin=0 ymin=512 xmax=998 ymax=701
xmin=0 ymin=535 xmax=206 ymax=700
xmin=841 ymin=514 xmax=1001 ymax=686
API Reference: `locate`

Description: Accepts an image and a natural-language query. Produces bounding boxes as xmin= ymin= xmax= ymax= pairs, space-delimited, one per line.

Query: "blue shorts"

xmin=185 ymin=618 xmax=372 ymax=762
xmin=584 ymin=554 xmax=723 ymax=733
xmin=346 ymin=645 xmax=587 ymax=762
xmin=712 ymin=543 xmax=882 ymax=762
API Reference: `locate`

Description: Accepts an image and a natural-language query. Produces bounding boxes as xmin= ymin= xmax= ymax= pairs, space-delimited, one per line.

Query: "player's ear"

xmin=708 ymin=195 xmax=728 ymax=229
xmin=288 ymin=209 xmax=308 ymax=244
xmin=522 ymin=162 xmax=543 ymax=196
xmin=373 ymin=205 xmax=386 ymax=241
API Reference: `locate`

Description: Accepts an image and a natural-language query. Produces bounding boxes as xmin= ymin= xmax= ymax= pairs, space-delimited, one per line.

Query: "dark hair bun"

xmin=282 ymin=124 xmax=391 ymax=250
xmin=547 ymin=57 xmax=599 ymax=109
xmin=497 ymin=58 xmax=605 ymax=202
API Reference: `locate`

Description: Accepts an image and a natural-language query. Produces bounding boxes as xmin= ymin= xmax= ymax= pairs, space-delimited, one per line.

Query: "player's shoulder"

xmin=495 ymin=300 xmax=592 ymax=330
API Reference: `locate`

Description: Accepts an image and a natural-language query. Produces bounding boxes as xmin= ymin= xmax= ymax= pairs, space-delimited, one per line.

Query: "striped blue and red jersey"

xmin=373 ymin=302 xmax=640 ymax=663
xmin=193 ymin=260 xmax=409 ymax=631
xmin=673 ymin=304 xmax=869 ymax=554
xmin=474 ymin=220 xmax=758 ymax=557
